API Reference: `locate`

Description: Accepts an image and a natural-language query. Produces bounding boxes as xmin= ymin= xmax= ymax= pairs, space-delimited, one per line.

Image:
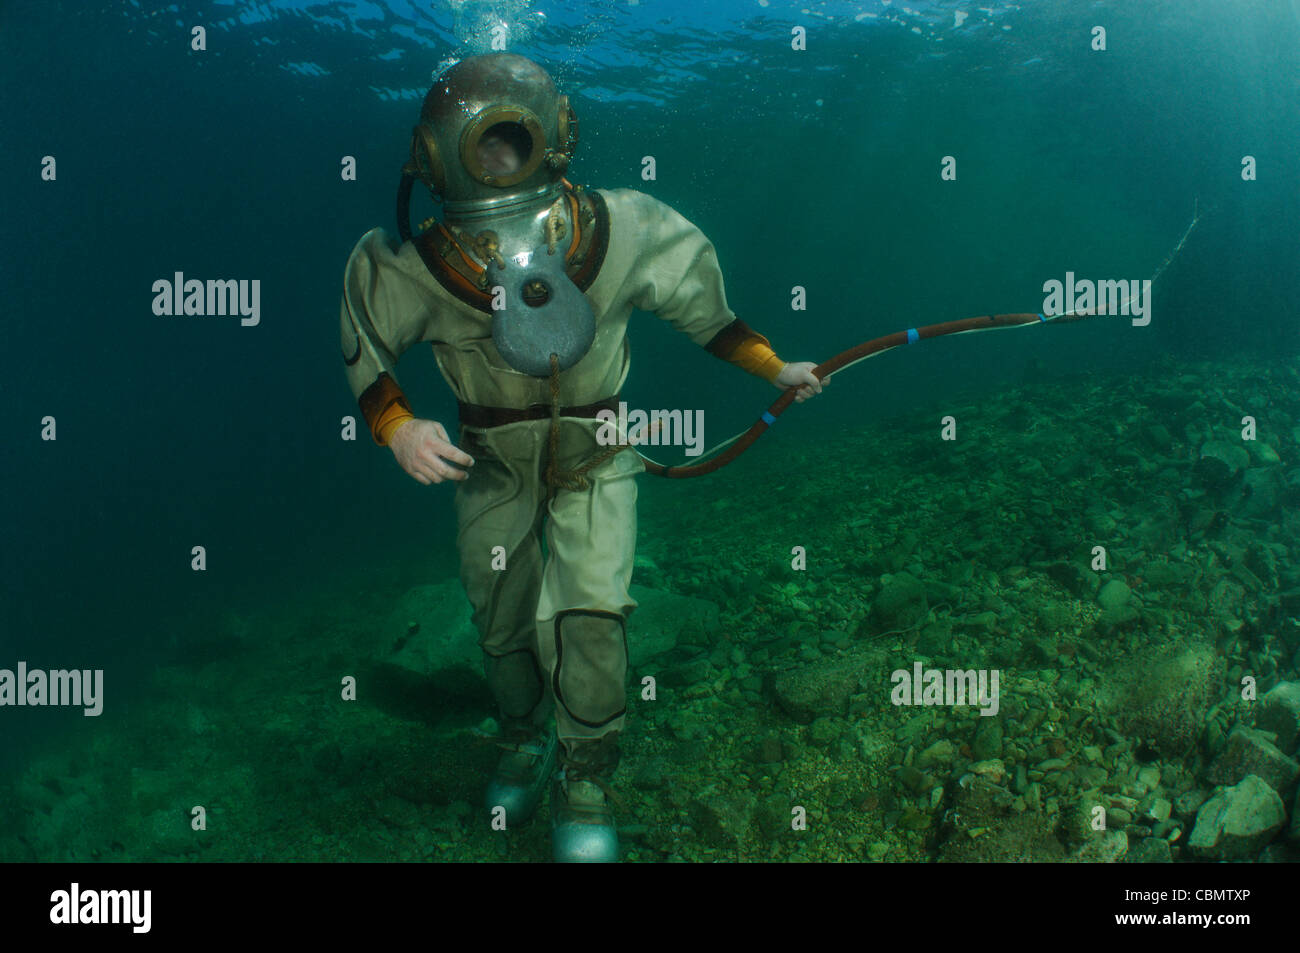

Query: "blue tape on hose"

xmin=906 ymin=328 xmax=919 ymax=344
xmin=761 ymin=411 xmax=776 ymax=426
xmin=1037 ymin=312 xmax=1046 ymax=322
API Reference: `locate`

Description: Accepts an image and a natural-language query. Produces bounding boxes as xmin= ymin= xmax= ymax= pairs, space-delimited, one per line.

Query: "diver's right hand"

xmin=388 ymin=418 xmax=475 ymax=484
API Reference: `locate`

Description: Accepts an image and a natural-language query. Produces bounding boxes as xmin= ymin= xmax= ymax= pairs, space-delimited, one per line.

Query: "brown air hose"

xmin=639 ymin=309 xmax=1099 ymax=479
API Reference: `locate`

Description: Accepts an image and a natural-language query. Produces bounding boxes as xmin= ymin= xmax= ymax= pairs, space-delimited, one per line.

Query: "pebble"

xmin=969 ymin=759 xmax=1006 ymax=782
xmin=917 ymin=739 xmax=956 ymax=769
xmin=1098 ymin=579 xmax=1132 ymax=610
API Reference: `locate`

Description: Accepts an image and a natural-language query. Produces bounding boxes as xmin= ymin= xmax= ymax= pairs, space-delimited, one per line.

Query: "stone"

xmin=632 ymin=757 xmax=669 ymax=791
xmin=1246 ymin=440 xmax=1282 ymax=464
xmin=1098 ymin=604 xmax=1140 ymax=628
xmin=973 ymin=719 xmax=1004 ymax=761
xmin=1240 ymin=468 xmax=1284 ymax=518
xmin=1140 ymin=796 xmax=1173 ymax=823
xmin=384 ymin=581 xmax=479 ymax=674
xmin=1074 ymin=829 xmax=1129 ymax=863
xmin=1101 ymin=639 xmax=1223 ymax=757
xmin=1196 ymin=440 xmax=1250 ymax=486
xmin=1174 ymin=789 xmax=1209 ymax=818
xmin=1258 ymin=681 xmax=1300 ymax=753
xmin=1187 ymin=775 xmax=1286 ymax=860
xmin=898 ymin=765 xmax=933 ymax=795
xmin=809 ymin=717 xmax=841 ymax=746
xmin=870 ymin=572 xmax=928 ymax=632
xmin=689 ymin=793 xmax=757 ymax=849
xmin=1126 ymin=836 xmax=1173 ymax=863
xmin=755 ymin=795 xmax=795 ymax=841
xmin=917 ymin=739 xmax=957 ymax=770
xmin=1098 ymin=580 xmax=1132 ymax=611
xmin=936 ymin=776 xmax=1065 ymax=862
xmin=627 ymin=585 xmax=720 ymax=667
xmin=767 ymin=648 xmax=889 ymax=724
xmin=1205 ymin=726 xmax=1300 ymax=794
xmin=757 ymin=735 xmax=784 ymax=764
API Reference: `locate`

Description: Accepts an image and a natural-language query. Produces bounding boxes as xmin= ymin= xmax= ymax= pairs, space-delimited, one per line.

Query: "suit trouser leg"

xmin=535 ymin=420 xmax=643 ymax=773
xmin=454 ymin=423 xmax=552 ymax=738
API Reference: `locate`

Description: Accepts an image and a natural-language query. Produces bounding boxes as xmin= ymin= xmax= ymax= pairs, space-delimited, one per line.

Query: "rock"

xmin=1141 ymin=797 xmax=1173 ymax=823
xmin=1038 ymin=603 xmax=1074 ymax=631
xmin=898 ymin=764 xmax=934 ymax=795
xmin=632 ymin=757 xmax=669 ymax=791
xmin=767 ymin=648 xmax=889 ymax=724
xmin=917 ymin=739 xmax=957 ymax=770
xmin=1101 ymin=639 xmax=1224 ymax=757
xmin=665 ymin=656 xmax=712 ymax=688
xmin=1258 ymin=681 xmax=1300 ymax=753
xmin=384 ymin=581 xmax=479 ymax=674
xmin=1073 ymin=829 xmax=1129 ymax=863
xmin=1240 ymin=468 xmax=1285 ymax=518
xmin=1196 ymin=440 xmax=1250 ymax=486
xmin=809 ymin=717 xmax=841 ymax=746
xmin=689 ymin=793 xmax=757 ymax=849
xmin=1246 ymin=440 xmax=1282 ymax=464
xmin=937 ymin=776 xmax=1065 ymax=862
xmin=1205 ymin=726 xmax=1299 ymax=793
xmin=1174 ymin=788 xmax=1209 ymax=818
xmin=1045 ymin=561 xmax=1094 ymax=597
xmin=756 ymin=734 xmax=785 ymax=764
xmin=1187 ymin=775 xmax=1287 ymax=860
xmin=755 ymin=795 xmax=795 ymax=841
xmin=969 ymin=759 xmax=1006 ymax=783
xmin=1098 ymin=580 xmax=1132 ymax=611
xmin=1098 ymin=604 xmax=1140 ymax=628
xmin=1145 ymin=424 xmax=1173 ymax=452
xmin=972 ymin=719 xmax=1004 ymax=761
xmin=1126 ymin=836 xmax=1173 ymax=863
xmin=870 ymin=572 xmax=928 ymax=632
xmin=142 ymin=808 xmax=197 ymax=857
xmin=917 ymin=620 xmax=953 ymax=654
xmin=627 ymin=585 xmax=720 ymax=668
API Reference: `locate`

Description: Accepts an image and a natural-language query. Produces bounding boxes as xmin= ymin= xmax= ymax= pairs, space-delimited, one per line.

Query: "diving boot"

xmin=483 ymin=725 xmax=557 ymax=826
xmin=551 ymin=735 xmax=621 ymax=862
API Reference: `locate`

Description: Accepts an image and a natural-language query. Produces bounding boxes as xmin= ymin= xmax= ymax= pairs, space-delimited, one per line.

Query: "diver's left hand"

xmin=774 ymin=362 xmax=830 ymax=403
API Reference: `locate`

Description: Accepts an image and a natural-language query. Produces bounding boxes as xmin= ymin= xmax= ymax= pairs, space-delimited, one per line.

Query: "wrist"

xmin=378 ymin=413 xmax=415 ymax=446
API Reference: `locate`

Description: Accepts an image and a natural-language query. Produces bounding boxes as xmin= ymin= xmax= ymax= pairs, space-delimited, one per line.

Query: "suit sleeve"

xmin=339 ymin=228 xmax=437 ymax=444
xmin=623 ymin=192 xmax=787 ymax=383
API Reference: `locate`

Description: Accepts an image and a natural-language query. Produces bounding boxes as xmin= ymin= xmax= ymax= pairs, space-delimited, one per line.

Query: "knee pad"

xmin=553 ymin=609 xmax=627 ymax=729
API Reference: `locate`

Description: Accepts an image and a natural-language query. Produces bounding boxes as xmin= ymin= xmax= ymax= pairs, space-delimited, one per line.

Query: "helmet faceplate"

xmin=411 ymin=53 xmax=577 ymax=222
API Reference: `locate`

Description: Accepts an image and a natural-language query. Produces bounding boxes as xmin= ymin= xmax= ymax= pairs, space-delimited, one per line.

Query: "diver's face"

xmin=477 ymin=135 xmax=522 ymax=176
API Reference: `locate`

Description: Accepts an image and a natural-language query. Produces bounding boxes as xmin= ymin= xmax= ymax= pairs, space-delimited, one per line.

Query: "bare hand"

xmin=774 ymin=362 xmax=830 ymax=403
xmin=388 ymin=419 xmax=475 ymax=484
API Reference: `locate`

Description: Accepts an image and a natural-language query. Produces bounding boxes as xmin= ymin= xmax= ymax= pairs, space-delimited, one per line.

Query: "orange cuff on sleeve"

xmin=376 ymin=406 xmax=415 ymax=446
xmin=729 ymin=336 xmax=787 ymax=384
xmin=358 ymin=372 xmax=415 ymax=445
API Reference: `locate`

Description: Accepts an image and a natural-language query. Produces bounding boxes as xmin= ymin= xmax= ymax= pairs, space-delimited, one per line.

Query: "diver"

xmin=338 ymin=53 xmax=826 ymax=862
